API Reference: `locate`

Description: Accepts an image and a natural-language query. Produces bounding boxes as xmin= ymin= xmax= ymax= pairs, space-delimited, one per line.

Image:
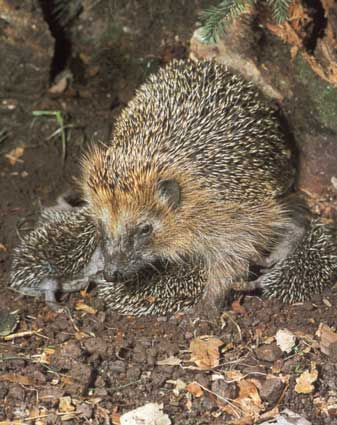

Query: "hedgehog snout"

xmin=103 ymin=264 xmax=123 ymax=282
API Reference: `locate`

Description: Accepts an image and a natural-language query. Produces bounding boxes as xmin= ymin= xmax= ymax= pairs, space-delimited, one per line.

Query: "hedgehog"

xmin=261 ymin=220 xmax=337 ymax=303
xmin=95 ymin=262 xmax=206 ymax=316
xmin=9 ymin=207 xmax=103 ymax=309
xmin=8 ymin=206 xmax=337 ymax=315
xmin=81 ymin=59 xmax=303 ymax=316
xmin=8 ymin=205 xmax=206 ymax=312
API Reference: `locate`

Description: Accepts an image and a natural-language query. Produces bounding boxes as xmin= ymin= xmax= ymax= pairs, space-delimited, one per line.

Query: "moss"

xmin=294 ymin=55 xmax=337 ymax=132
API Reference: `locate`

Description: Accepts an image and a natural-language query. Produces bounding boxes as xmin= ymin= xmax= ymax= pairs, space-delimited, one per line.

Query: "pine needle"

xmin=199 ymin=0 xmax=292 ymax=43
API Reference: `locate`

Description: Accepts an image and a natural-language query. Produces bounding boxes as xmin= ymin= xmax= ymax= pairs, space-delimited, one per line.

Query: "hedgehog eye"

xmin=139 ymin=224 xmax=153 ymax=237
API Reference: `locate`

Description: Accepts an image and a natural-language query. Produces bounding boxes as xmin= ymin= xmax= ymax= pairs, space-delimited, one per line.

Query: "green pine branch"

xmin=199 ymin=0 xmax=293 ymax=43
xmin=199 ymin=0 xmax=254 ymax=43
xmin=265 ymin=0 xmax=292 ymax=23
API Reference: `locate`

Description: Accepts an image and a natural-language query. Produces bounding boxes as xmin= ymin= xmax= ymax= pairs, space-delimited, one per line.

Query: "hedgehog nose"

xmin=103 ymin=266 xmax=122 ymax=282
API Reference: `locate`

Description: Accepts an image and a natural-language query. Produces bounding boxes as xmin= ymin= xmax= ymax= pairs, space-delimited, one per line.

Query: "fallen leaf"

xmin=186 ymin=382 xmax=204 ymax=398
xmin=49 ymin=75 xmax=69 ymax=94
xmin=259 ymin=406 xmax=279 ymax=421
xmin=0 ymin=243 xmax=7 ymax=252
xmin=5 ymin=146 xmax=25 ymax=165
xmin=185 ymin=398 xmax=193 ymax=411
xmin=224 ymin=370 xmax=245 ymax=382
xmin=120 ymin=403 xmax=171 ymax=425
xmin=239 ymin=380 xmax=263 ymax=409
xmin=167 ymin=379 xmax=187 ymax=396
xmin=59 ymin=396 xmax=75 ymax=413
xmin=232 ymin=299 xmax=247 ymax=315
xmin=189 ymin=336 xmax=223 ymax=369
xmin=0 ymin=373 xmax=34 ymax=386
xmin=74 ymin=302 xmax=97 ymax=315
xmin=39 ymin=347 xmax=55 ymax=364
xmin=157 ymin=355 xmax=182 ymax=366
xmin=222 ymin=379 xmax=264 ymax=420
xmin=86 ymin=66 xmax=100 ymax=78
xmin=276 ymin=329 xmax=296 ymax=353
xmin=229 ymin=417 xmax=254 ymax=425
xmin=295 ymin=362 xmax=318 ymax=394
xmin=111 ymin=411 xmax=121 ymax=424
xmin=317 ymin=323 xmax=337 ymax=356
xmin=61 ymin=376 xmax=74 ymax=386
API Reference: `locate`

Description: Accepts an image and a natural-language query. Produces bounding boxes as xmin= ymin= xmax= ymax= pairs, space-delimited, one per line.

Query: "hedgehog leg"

xmin=40 ymin=278 xmax=62 ymax=311
xmin=231 ymin=277 xmax=263 ymax=292
xmin=260 ymin=219 xmax=307 ymax=268
xmin=193 ymin=286 xmax=231 ymax=319
xmin=194 ymin=276 xmax=238 ymax=319
xmin=61 ymin=277 xmax=90 ymax=293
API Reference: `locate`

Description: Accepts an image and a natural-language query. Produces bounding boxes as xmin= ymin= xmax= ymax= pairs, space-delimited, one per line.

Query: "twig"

xmin=3 ymin=328 xmax=47 ymax=341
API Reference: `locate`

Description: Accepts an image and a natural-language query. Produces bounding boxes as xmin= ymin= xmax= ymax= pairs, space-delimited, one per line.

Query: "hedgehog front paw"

xmin=192 ymin=284 xmax=230 ymax=320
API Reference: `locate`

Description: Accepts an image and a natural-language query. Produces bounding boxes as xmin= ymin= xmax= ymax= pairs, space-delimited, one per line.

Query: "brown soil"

xmin=1 ymin=1 xmax=337 ymax=424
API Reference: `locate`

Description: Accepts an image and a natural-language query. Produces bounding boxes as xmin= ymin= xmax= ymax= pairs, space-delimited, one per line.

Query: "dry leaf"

xmin=222 ymin=379 xmax=264 ymax=420
xmin=74 ymin=302 xmax=97 ymax=315
xmin=317 ymin=323 xmax=337 ymax=355
xmin=59 ymin=396 xmax=75 ymax=413
xmin=80 ymin=289 xmax=90 ymax=298
xmin=224 ymin=370 xmax=245 ymax=382
xmin=229 ymin=417 xmax=254 ymax=425
xmin=276 ymin=329 xmax=296 ymax=353
xmin=111 ymin=411 xmax=121 ymax=424
xmin=0 ymin=373 xmax=34 ymax=386
xmin=232 ymin=299 xmax=247 ymax=315
xmin=5 ymin=146 xmax=25 ymax=165
xmin=49 ymin=75 xmax=69 ymax=94
xmin=79 ymin=52 xmax=91 ymax=64
xmin=39 ymin=347 xmax=55 ymax=364
xmin=87 ymin=66 xmax=100 ymax=78
xmin=259 ymin=406 xmax=279 ymax=421
xmin=166 ymin=379 xmax=186 ymax=396
xmin=186 ymin=382 xmax=204 ymax=398
xmin=185 ymin=398 xmax=193 ymax=411
xmin=239 ymin=380 xmax=263 ymax=409
xmin=120 ymin=403 xmax=171 ymax=425
xmin=295 ymin=362 xmax=318 ymax=394
xmin=75 ymin=331 xmax=92 ymax=340
xmin=0 ymin=243 xmax=7 ymax=252
xmin=157 ymin=355 xmax=182 ymax=366
xmin=189 ymin=336 xmax=223 ymax=369
xmin=61 ymin=376 xmax=74 ymax=386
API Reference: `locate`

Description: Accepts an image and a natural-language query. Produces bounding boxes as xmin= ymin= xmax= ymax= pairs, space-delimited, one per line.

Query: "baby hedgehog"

xmin=8 ymin=206 xmax=337 ymax=315
xmin=9 ymin=205 xmax=205 ymax=313
xmin=261 ymin=220 xmax=337 ymax=303
xmin=81 ymin=59 xmax=301 ymax=315
xmin=9 ymin=207 xmax=103 ymax=308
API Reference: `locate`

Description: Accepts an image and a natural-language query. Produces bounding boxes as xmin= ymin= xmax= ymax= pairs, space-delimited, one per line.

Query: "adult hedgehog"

xmin=81 ymin=59 xmax=301 ymax=316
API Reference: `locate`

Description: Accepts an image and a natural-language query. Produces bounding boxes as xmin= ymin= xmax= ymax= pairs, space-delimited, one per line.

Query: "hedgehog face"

xmin=99 ymin=178 xmax=182 ymax=282
xmin=100 ymin=219 xmax=157 ymax=281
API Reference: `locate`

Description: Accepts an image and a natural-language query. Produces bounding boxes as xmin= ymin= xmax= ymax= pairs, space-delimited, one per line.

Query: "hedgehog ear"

xmin=157 ymin=179 xmax=181 ymax=209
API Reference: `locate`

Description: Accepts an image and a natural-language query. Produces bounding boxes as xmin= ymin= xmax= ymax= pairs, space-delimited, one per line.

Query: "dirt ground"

xmin=1 ymin=1 xmax=337 ymax=424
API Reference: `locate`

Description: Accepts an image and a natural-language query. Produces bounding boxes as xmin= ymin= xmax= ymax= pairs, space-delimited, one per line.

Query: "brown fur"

xmin=81 ymin=60 xmax=295 ymax=312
